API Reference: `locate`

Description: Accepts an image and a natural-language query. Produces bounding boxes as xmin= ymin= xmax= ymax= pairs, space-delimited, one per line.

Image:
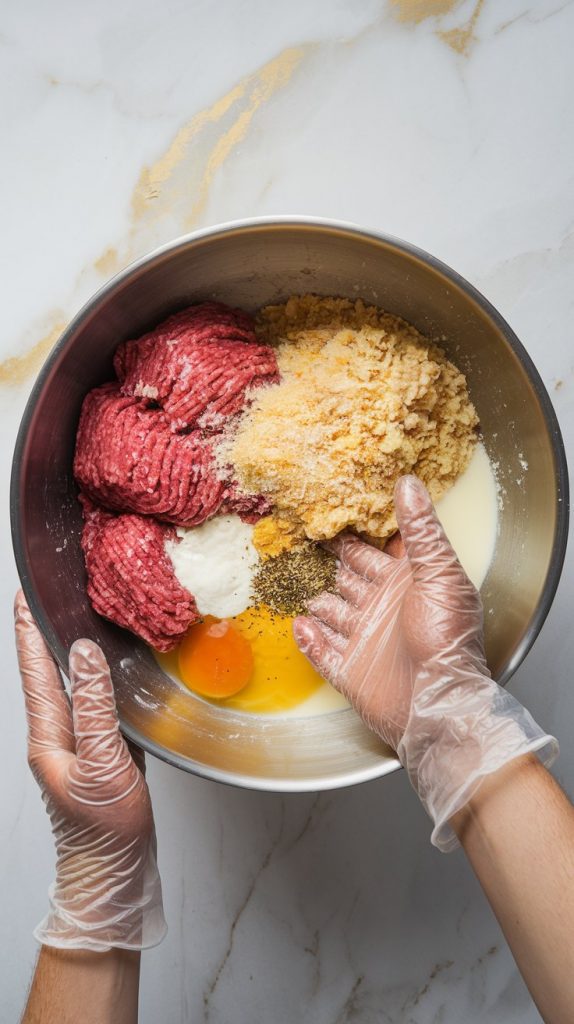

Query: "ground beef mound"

xmin=75 ymin=302 xmax=277 ymax=527
xmin=115 ymin=301 xmax=279 ymax=431
xmin=80 ymin=496 xmax=199 ymax=651
xmin=74 ymin=383 xmax=236 ymax=526
xmin=75 ymin=301 xmax=277 ymax=646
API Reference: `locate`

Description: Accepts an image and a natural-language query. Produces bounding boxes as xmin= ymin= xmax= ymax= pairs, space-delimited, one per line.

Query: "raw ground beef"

xmin=115 ymin=301 xmax=278 ymax=431
xmin=80 ymin=495 xmax=199 ymax=651
xmin=74 ymin=302 xmax=277 ymax=527
xmin=114 ymin=301 xmax=256 ymax=382
xmin=75 ymin=301 xmax=277 ymax=646
xmin=75 ymin=383 xmax=232 ymax=525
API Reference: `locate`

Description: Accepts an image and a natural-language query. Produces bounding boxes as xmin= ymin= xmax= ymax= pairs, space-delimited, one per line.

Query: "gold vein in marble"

xmin=2 ymin=47 xmax=307 ymax=389
xmin=390 ymin=0 xmax=484 ymax=57
xmin=390 ymin=0 xmax=460 ymax=24
xmin=132 ymin=46 xmax=307 ymax=230
xmin=131 ymin=81 xmax=246 ymax=220
xmin=0 ymin=320 xmax=65 ymax=387
xmin=438 ymin=0 xmax=484 ymax=54
xmin=184 ymin=47 xmax=306 ymax=228
xmin=94 ymin=246 xmax=120 ymax=276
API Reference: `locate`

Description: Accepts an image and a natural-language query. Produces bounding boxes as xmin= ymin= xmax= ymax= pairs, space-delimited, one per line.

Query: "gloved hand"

xmin=293 ymin=475 xmax=558 ymax=852
xmin=14 ymin=591 xmax=167 ymax=950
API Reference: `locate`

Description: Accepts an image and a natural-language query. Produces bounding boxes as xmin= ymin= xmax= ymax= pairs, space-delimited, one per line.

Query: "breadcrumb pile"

xmin=230 ymin=295 xmax=479 ymax=554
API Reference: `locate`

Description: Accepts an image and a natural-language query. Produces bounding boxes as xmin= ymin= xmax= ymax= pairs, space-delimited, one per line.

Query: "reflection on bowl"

xmin=11 ymin=218 xmax=569 ymax=791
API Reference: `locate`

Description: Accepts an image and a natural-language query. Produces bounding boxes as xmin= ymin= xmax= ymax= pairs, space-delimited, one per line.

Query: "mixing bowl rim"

xmin=10 ymin=215 xmax=570 ymax=791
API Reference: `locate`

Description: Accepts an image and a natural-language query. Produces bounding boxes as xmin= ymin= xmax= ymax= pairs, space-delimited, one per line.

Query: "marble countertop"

xmin=2 ymin=1 xmax=573 ymax=1020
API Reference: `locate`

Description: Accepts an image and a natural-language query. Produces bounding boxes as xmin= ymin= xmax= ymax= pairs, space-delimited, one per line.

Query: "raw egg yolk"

xmin=178 ymin=617 xmax=253 ymax=699
xmin=222 ymin=605 xmax=324 ymax=713
xmin=155 ymin=606 xmax=328 ymax=715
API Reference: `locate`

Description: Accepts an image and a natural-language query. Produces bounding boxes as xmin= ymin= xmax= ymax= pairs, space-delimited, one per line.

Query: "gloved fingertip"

xmin=69 ymin=637 xmax=104 ymax=657
xmin=69 ymin=640 xmax=124 ymax=767
xmin=69 ymin=638 xmax=111 ymax=684
xmin=394 ymin=475 xmax=438 ymax=538
xmin=394 ymin=474 xmax=431 ymax=515
xmin=394 ymin=474 xmax=458 ymax=577
xmin=292 ymin=616 xmax=315 ymax=653
xmin=14 ymin=589 xmax=33 ymax=625
xmin=321 ymin=533 xmax=349 ymax=557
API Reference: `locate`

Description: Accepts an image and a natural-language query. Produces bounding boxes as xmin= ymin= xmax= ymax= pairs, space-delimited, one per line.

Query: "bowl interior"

xmin=11 ymin=221 xmax=568 ymax=790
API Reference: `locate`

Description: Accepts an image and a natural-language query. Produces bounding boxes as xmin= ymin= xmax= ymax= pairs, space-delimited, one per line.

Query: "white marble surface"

xmin=1 ymin=1 xmax=573 ymax=1020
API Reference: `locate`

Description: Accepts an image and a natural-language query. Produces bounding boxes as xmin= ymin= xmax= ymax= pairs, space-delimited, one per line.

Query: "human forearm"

xmin=15 ymin=596 xmax=167 ymax=1023
xmin=294 ymin=480 xmax=569 ymax=1016
xmin=452 ymin=755 xmax=574 ymax=1024
xmin=295 ymin=478 xmax=557 ymax=851
xmin=22 ymin=945 xmax=141 ymax=1024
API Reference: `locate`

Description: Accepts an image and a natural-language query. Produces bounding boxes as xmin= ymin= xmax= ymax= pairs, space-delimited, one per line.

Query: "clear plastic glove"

xmin=293 ymin=476 xmax=558 ymax=852
xmin=14 ymin=591 xmax=167 ymax=950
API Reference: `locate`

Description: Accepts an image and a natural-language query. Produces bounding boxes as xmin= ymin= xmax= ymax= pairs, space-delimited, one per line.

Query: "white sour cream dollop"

xmin=165 ymin=515 xmax=259 ymax=618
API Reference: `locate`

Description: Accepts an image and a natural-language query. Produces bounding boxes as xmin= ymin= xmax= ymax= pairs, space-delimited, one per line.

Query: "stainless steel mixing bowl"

xmin=11 ymin=217 xmax=569 ymax=791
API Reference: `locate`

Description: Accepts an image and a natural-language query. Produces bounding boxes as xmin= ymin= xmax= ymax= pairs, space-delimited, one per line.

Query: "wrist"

xmin=397 ymin=666 xmax=498 ymax=774
xmin=36 ymin=839 xmax=167 ymax=951
xmin=24 ymin=945 xmax=141 ymax=1024
xmin=450 ymin=753 xmax=540 ymax=841
xmin=406 ymin=662 xmax=493 ymax=741
xmin=398 ymin=678 xmax=558 ymax=853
